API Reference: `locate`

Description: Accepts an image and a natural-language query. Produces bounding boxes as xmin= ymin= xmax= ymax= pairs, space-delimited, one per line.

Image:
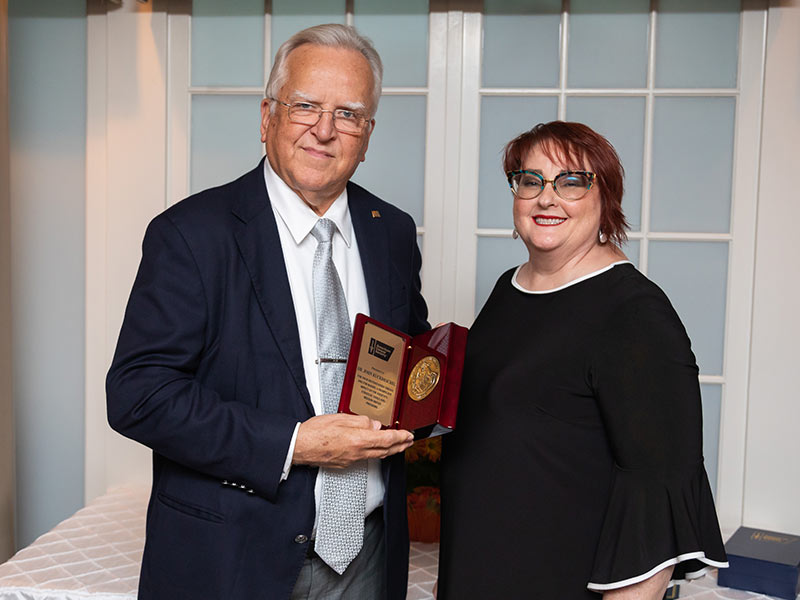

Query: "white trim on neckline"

xmin=511 ymin=261 xmax=633 ymax=294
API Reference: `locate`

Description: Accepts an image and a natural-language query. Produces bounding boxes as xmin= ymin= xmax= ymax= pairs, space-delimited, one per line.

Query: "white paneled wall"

xmin=743 ymin=1 xmax=800 ymax=534
xmin=1 ymin=0 xmax=15 ymax=564
xmin=9 ymin=0 xmax=86 ymax=549
xmin=81 ymin=0 xmax=800 ymax=540
xmin=85 ymin=0 xmax=165 ymax=501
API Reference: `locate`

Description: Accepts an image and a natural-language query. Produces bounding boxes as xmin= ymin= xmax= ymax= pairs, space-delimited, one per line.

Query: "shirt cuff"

xmin=281 ymin=422 xmax=301 ymax=482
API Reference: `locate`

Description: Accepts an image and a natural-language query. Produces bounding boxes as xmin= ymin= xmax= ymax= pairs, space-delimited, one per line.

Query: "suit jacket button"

xmin=294 ymin=534 xmax=308 ymax=544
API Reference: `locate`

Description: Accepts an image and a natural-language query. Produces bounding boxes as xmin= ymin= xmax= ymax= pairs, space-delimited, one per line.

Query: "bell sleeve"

xmin=586 ymin=284 xmax=728 ymax=591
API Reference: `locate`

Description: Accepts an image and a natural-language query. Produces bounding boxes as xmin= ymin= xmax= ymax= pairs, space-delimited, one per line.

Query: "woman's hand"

xmin=602 ymin=565 xmax=674 ymax=600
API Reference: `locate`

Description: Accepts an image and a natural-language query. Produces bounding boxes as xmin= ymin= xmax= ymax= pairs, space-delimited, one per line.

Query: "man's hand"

xmin=293 ymin=414 xmax=415 ymax=468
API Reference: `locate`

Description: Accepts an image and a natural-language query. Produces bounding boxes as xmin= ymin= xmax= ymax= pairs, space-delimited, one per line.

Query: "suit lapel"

xmin=349 ymin=184 xmax=392 ymax=325
xmin=232 ymin=160 xmax=311 ymax=410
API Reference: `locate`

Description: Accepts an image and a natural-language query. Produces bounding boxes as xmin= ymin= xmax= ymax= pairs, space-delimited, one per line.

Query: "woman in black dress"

xmin=438 ymin=121 xmax=727 ymax=599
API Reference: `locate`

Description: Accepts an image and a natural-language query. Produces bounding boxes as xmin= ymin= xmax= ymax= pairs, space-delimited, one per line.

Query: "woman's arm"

xmin=602 ymin=566 xmax=674 ymax=600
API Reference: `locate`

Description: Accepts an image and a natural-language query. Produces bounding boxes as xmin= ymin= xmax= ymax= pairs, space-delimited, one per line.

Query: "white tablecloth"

xmin=0 ymin=486 xmax=148 ymax=600
xmin=0 ymin=485 xmax=448 ymax=600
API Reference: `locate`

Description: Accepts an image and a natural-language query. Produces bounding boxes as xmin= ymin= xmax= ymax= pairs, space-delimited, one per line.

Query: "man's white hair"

xmin=265 ymin=24 xmax=383 ymax=117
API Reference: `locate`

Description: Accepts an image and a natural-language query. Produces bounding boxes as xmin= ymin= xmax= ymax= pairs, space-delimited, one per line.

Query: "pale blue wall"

xmin=8 ymin=0 xmax=86 ymax=548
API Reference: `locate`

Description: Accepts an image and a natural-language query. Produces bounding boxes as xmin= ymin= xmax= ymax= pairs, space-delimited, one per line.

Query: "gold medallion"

xmin=407 ymin=356 xmax=441 ymax=401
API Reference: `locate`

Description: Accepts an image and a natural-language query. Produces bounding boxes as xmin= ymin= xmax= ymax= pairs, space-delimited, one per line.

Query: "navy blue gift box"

xmin=717 ymin=526 xmax=800 ymax=600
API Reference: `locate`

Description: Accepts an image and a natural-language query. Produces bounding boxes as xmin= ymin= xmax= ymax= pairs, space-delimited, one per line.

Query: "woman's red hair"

xmin=503 ymin=121 xmax=629 ymax=246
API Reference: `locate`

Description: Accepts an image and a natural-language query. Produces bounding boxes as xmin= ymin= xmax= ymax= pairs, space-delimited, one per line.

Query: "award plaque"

xmin=338 ymin=314 xmax=468 ymax=438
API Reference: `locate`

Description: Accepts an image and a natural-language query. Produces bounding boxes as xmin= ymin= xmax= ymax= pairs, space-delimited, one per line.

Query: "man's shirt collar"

xmin=263 ymin=158 xmax=353 ymax=247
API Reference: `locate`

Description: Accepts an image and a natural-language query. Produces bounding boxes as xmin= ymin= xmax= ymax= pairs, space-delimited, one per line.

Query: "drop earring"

xmin=598 ymin=230 xmax=608 ymax=244
xmin=512 ymin=228 xmax=519 ymax=240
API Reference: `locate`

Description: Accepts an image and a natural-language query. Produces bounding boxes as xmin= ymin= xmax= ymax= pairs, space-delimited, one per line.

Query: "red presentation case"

xmin=338 ymin=314 xmax=467 ymax=438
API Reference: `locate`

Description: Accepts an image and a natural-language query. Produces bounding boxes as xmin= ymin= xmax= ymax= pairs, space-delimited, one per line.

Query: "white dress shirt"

xmin=263 ymin=159 xmax=385 ymax=534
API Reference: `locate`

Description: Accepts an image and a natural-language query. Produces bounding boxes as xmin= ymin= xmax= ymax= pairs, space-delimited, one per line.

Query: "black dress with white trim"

xmin=438 ymin=262 xmax=727 ymax=599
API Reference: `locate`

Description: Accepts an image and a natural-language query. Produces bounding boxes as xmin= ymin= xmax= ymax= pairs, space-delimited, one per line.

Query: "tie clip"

xmin=316 ymin=357 xmax=348 ymax=364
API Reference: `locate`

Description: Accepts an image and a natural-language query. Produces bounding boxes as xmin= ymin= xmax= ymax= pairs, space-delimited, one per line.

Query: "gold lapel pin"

xmin=371 ymin=210 xmax=381 ymax=218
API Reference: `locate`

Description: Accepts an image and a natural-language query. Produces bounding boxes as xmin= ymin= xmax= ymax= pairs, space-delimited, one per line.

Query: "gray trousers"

xmin=290 ymin=510 xmax=387 ymax=600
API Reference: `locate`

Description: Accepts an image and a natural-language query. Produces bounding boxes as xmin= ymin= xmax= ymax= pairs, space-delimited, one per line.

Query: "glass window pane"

xmin=647 ymin=241 xmax=728 ymax=376
xmin=568 ymin=0 xmax=649 ymax=89
xmin=354 ymin=0 xmax=428 ymax=87
xmin=700 ymin=383 xmax=721 ymax=498
xmin=475 ymin=237 xmax=529 ymax=316
xmin=417 ymin=234 xmax=426 ymax=290
xmin=190 ymin=95 xmax=263 ymax=194
xmin=622 ymin=239 xmax=640 ymax=269
xmin=192 ymin=0 xmax=265 ymax=87
xmin=655 ymin=0 xmax=739 ymax=88
xmin=271 ymin=0 xmax=346 ymax=65
xmin=482 ymin=0 xmax=561 ymax=88
xmin=651 ymin=97 xmax=734 ymax=233
xmin=351 ymin=95 xmax=426 ymax=225
xmin=566 ymin=96 xmax=645 ymax=231
xmin=478 ymin=96 xmax=559 ymax=229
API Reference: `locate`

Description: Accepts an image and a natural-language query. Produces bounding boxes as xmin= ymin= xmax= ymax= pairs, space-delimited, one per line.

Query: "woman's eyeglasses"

xmin=506 ymin=170 xmax=596 ymax=201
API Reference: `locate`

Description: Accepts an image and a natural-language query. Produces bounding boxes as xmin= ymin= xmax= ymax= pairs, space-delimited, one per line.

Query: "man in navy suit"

xmin=106 ymin=24 xmax=428 ymax=600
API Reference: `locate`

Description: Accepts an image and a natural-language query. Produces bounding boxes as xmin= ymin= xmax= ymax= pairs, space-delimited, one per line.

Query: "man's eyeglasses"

xmin=270 ymin=98 xmax=368 ymax=135
xmin=506 ymin=170 xmax=596 ymax=201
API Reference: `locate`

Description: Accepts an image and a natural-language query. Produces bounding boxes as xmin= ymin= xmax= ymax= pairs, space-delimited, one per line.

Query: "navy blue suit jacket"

xmin=106 ymin=159 xmax=429 ymax=599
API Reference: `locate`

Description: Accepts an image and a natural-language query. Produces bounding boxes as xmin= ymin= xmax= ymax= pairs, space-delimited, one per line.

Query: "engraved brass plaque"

xmin=348 ymin=322 xmax=406 ymax=426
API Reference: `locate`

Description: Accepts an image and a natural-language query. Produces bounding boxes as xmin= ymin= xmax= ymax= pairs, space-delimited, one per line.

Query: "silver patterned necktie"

xmin=310 ymin=218 xmax=367 ymax=574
